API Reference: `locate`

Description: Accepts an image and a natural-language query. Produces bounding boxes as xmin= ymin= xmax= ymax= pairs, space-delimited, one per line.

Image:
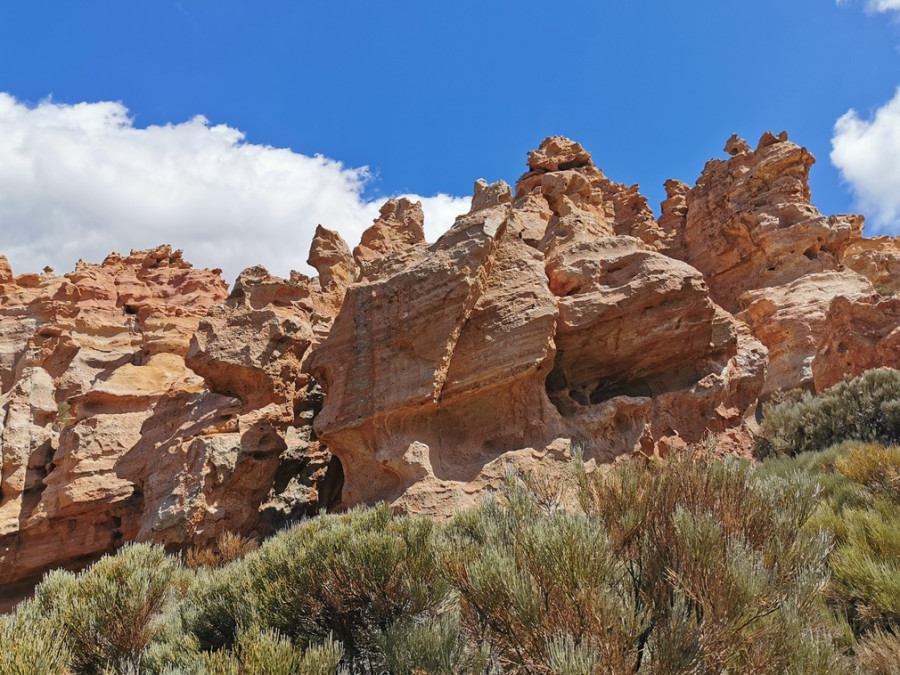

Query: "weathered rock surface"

xmin=0 ymin=245 xmax=338 ymax=592
xmin=2 ymin=131 xmax=899 ymax=595
xmin=310 ymin=138 xmax=767 ymax=514
xmin=840 ymin=235 xmax=900 ymax=295
xmin=663 ymin=132 xmax=864 ymax=312
xmin=813 ymin=294 xmax=900 ymax=391
xmin=738 ymin=271 xmax=875 ymax=395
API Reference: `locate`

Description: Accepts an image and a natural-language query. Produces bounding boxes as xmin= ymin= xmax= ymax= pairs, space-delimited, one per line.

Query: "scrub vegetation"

xmin=2 ymin=369 xmax=900 ymax=674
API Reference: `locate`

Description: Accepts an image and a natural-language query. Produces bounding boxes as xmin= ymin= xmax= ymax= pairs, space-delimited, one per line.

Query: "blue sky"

xmin=1 ymin=1 xmax=899 ymax=282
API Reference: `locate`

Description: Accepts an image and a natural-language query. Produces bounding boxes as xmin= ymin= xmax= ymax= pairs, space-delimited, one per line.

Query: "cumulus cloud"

xmin=0 ymin=93 xmax=470 ymax=284
xmin=837 ymin=0 xmax=900 ymax=13
xmin=868 ymin=0 xmax=900 ymax=11
xmin=831 ymin=87 xmax=900 ymax=233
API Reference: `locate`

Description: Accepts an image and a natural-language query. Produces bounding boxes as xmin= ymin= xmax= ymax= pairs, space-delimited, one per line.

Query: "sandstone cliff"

xmin=1 ymin=132 xmax=898 ymax=594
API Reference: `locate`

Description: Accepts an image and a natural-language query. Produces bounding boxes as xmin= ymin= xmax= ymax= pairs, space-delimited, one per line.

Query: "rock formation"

xmin=2 ymin=132 xmax=899 ymax=597
xmin=0 ymin=245 xmax=344 ymax=592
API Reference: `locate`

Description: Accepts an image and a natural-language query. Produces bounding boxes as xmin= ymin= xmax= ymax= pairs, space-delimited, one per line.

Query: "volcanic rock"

xmin=0 ymin=246 xmax=336 ymax=590
xmin=840 ymin=235 xmax=900 ymax=295
xmin=665 ymin=132 xmax=864 ymax=311
xmin=738 ymin=271 xmax=875 ymax=395
xmin=2 ymin=131 xmax=900 ymax=595
xmin=813 ymin=294 xmax=900 ymax=391
xmin=354 ymin=198 xmax=427 ymax=280
xmin=309 ymin=140 xmax=768 ymax=513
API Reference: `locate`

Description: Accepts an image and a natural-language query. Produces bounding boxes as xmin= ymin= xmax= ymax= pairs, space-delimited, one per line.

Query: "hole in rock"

xmin=590 ymin=378 xmax=653 ymax=403
xmin=570 ymin=389 xmax=590 ymax=406
xmin=558 ymin=159 xmax=587 ymax=171
xmin=316 ymin=454 xmax=344 ymax=512
xmin=271 ymin=456 xmax=308 ymax=495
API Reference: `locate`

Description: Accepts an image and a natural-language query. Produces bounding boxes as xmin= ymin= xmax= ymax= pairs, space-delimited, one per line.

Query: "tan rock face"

xmin=738 ymin=271 xmax=875 ymax=395
xmin=310 ymin=206 xmax=546 ymax=508
xmin=2 ymin=131 xmax=900 ymax=592
xmin=308 ymin=225 xmax=358 ymax=311
xmin=813 ymin=294 xmax=900 ymax=391
xmin=666 ymin=132 xmax=864 ymax=312
xmin=310 ymin=140 xmax=767 ymax=514
xmin=840 ymin=235 xmax=900 ymax=295
xmin=353 ymin=198 xmax=427 ymax=280
xmin=0 ymin=247 xmax=337 ymax=588
xmin=545 ymin=236 xmax=716 ymax=408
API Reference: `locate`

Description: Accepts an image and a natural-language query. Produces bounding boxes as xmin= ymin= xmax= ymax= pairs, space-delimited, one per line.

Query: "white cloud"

xmin=0 ymin=93 xmax=470 ymax=285
xmin=831 ymin=87 xmax=900 ymax=233
xmin=868 ymin=0 xmax=900 ymax=12
xmin=837 ymin=0 xmax=900 ymax=13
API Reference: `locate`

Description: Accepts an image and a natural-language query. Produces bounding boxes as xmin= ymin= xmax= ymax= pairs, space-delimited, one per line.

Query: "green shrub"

xmin=852 ymin=627 xmax=900 ymax=674
xmin=33 ymin=543 xmax=181 ymax=674
xmin=447 ymin=453 xmax=839 ymax=673
xmin=203 ymin=627 xmax=342 ymax=675
xmin=0 ymin=600 xmax=70 ymax=675
xmin=756 ymin=368 xmax=900 ymax=457
xmin=835 ymin=443 xmax=900 ymax=502
xmin=761 ymin=439 xmax=900 ymax=655
xmin=580 ymin=452 xmax=839 ymax=673
xmin=140 ymin=598 xmax=203 ymax=674
xmin=377 ymin=611 xmax=494 ymax=675
xmin=180 ymin=558 xmax=257 ymax=651
xmin=244 ymin=504 xmax=450 ymax=667
xmin=11 ymin=448 xmax=889 ymax=672
xmin=874 ymin=283 xmax=897 ymax=298
xmin=545 ymin=633 xmax=604 ymax=675
xmin=822 ymin=447 xmax=900 ymax=632
xmin=446 ymin=476 xmax=642 ymax=673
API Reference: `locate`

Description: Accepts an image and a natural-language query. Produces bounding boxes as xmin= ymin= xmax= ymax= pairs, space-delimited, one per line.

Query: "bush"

xmin=243 ymin=504 xmax=450 ymax=667
xmin=756 ymin=368 xmax=900 ymax=457
xmin=581 ymin=452 xmax=840 ymax=673
xmin=835 ymin=443 xmax=900 ymax=502
xmin=852 ymin=627 xmax=900 ymax=674
xmin=13 ymin=448 xmax=894 ymax=672
xmin=33 ymin=543 xmax=181 ymax=674
xmin=203 ymin=627 xmax=342 ymax=675
xmin=180 ymin=559 xmax=257 ymax=651
xmin=377 ymin=611 xmax=495 ymax=675
xmin=812 ymin=443 xmax=900 ymax=632
xmin=446 ymin=476 xmax=642 ymax=673
xmin=140 ymin=599 xmax=204 ymax=674
xmin=0 ymin=600 xmax=70 ymax=675
xmin=762 ymin=439 xmax=900 ymax=657
xmin=185 ymin=531 xmax=259 ymax=570
xmin=447 ymin=453 xmax=840 ymax=673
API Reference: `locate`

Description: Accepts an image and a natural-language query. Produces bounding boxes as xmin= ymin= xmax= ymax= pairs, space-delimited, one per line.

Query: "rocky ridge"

xmin=1 ymin=132 xmax=899 ymax=594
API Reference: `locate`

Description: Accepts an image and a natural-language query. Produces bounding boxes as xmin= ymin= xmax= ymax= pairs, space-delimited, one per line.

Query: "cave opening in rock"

xmin=316 ymin=454 xmax=344 ymax=512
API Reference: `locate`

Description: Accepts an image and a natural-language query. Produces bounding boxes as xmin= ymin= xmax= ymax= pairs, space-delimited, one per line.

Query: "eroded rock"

xmin=813 ymin=294 xmax=900 ymax=391
xmin=0 ymin=248 xmax=335 ymax=588
xmin=665 ymin=132 xmax=864 ymax=311
xmin=2 ymin=131 xmax=899 ymax=592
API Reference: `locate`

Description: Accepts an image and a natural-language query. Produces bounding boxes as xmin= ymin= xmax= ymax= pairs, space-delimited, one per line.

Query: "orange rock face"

xmin=1 ymin=132 xmax=899 ymax=592
xmin=310 ymin=138 xmax=766 ymax=514
xmin=0 ymin=245 xmax=339 ymax=591
xmin=813 ymin=294 xmax=900 ymax=391
xmin=664 ymin=132 xmax=864 ymax=312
